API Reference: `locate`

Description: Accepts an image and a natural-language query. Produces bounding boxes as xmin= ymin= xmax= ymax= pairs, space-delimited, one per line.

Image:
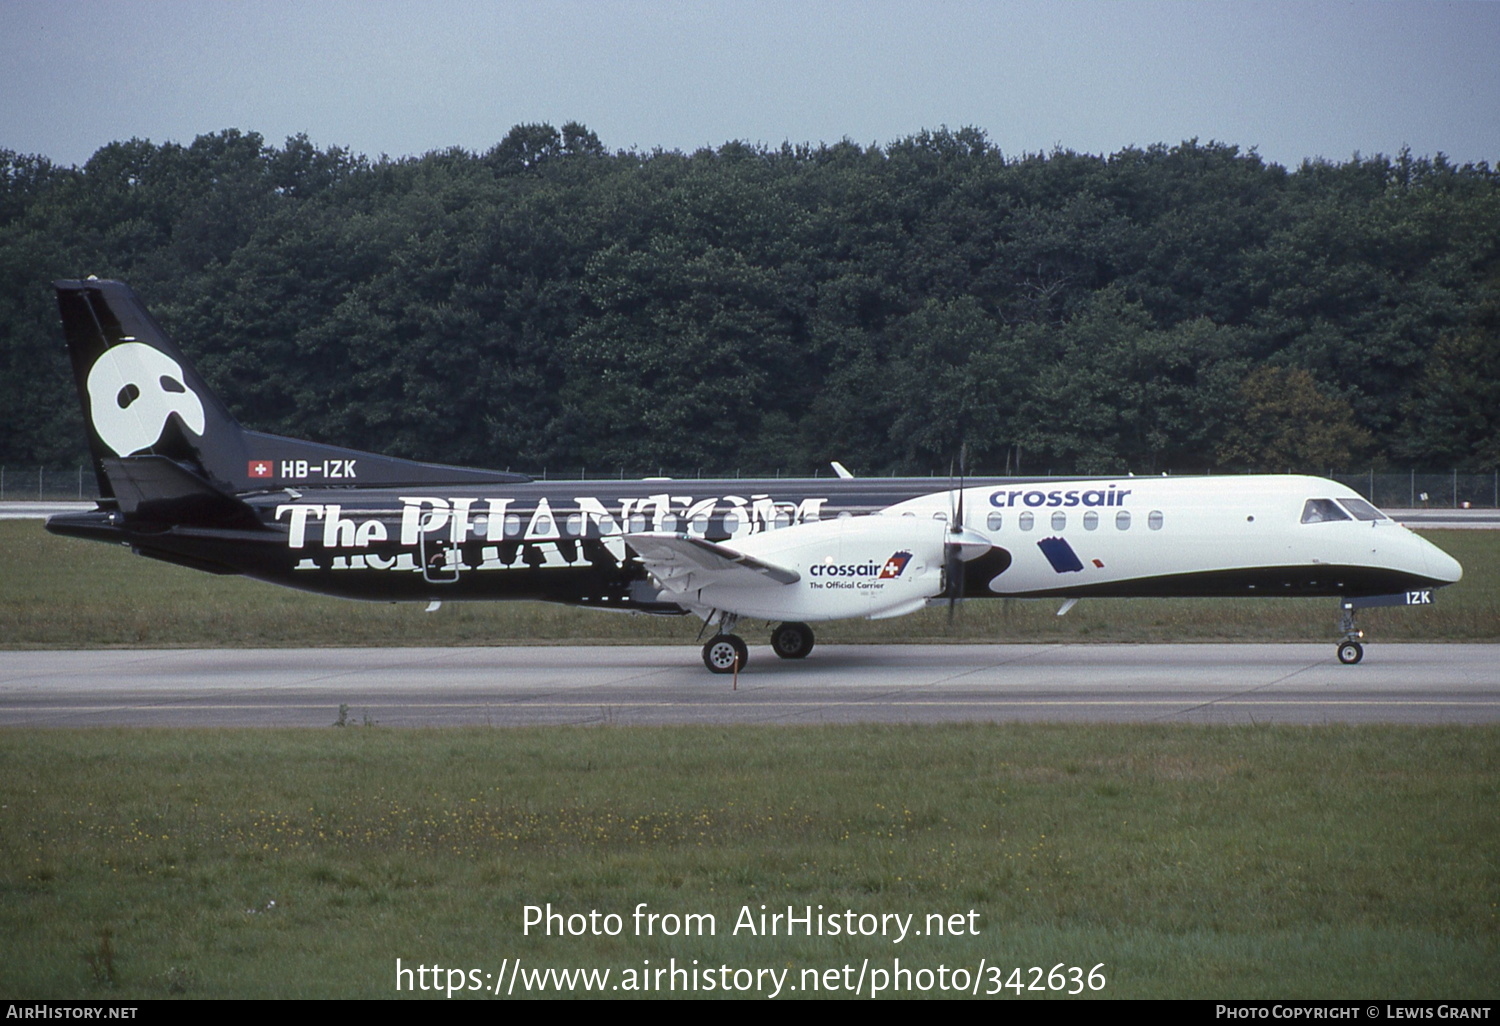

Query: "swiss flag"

xmin=247 ymin=460 xmax=273 ymax=479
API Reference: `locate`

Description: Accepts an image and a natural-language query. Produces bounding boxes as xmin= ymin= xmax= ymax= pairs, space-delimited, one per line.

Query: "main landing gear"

xmin=702 ymin=634 xmax=749 ymax=674
xmin=1337 ymin=601 xmax=1365 ymax=664
xmin=700 ymin=620 xmax=817 ymax=674
xmin=770 ymin=621 xmax=815 ymax=660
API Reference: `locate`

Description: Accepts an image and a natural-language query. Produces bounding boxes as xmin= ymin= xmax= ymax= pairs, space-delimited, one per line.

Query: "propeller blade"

xmin=946 ymin=553 xmax=965 ymax=623
xmin=946 ymin=445 xmax=968 ymax=623
xmin=956 ymin=441 xmax=968 ymax=531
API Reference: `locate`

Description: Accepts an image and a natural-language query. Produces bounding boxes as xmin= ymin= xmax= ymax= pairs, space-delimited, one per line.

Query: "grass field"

xmin=1 ymin=522 xmax=1494 ymax=648
xmin=2 ymin=523 xmax=1495 ymax=1000
xmin=1 ymin=726 xmax=1496 ymax=999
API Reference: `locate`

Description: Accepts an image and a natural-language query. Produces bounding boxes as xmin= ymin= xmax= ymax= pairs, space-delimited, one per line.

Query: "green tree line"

xmin=2 ymin=124 xmax=1497 ymax=476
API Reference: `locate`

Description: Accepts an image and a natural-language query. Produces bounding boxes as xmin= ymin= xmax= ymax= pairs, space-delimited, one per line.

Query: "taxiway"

xmin=2 ymin=643 xmax=1495 ymax=728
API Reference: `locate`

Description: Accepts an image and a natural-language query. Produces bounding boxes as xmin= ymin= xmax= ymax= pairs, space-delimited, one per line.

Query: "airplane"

xmin=44 ymin=278 xmax=1463 ymax=672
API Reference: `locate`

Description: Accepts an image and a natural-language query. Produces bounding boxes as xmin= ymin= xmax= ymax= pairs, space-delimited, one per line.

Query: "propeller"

xmin=943 ymin=444 xmax=994 ymax=625
xmin=945 ymin=446 xmax=969 ymax=623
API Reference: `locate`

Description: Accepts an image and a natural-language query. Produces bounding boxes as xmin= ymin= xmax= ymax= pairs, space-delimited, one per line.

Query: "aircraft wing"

xmin=625 ymin=532 xmax=800 ymax=594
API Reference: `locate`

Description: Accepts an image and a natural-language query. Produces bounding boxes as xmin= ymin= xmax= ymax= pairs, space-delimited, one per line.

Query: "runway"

xmin=2 ymin=643 xmax=1496 ymax=727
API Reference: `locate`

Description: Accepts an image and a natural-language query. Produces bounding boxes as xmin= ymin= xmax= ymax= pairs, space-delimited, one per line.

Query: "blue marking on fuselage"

xmin=1037 ymin=536 xmax=1085 ymax=574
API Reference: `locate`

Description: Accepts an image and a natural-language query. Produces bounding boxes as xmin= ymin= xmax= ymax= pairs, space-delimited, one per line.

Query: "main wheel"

xmin=771 ymin=621 xmax=815 ymax=660
xmin=1337 ymin=641 xmax=1364 ymax=665
xmin=702 ymin=634 xmax=749 ymax=674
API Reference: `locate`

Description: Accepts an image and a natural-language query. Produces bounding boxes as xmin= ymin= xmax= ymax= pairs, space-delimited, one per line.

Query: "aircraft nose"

xmin=1422 ymin=537 xmax=1463 ymax=585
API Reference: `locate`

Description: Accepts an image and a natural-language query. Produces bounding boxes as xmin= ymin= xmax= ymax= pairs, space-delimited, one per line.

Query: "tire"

xmin=771 ymin=622 xmax=815 ymax=660
xmin=703 ymin=634 xmax=748 ymax=674
xmin=1337 ymin=641 xmax=1364 ymax=665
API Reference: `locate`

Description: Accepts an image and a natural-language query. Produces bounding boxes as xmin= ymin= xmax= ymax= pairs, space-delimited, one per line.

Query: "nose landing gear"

xmin=1337 ymin=601 xmax=1365 ymax=664
xmin=1334 ymin=588 xmax=1439 ymax=664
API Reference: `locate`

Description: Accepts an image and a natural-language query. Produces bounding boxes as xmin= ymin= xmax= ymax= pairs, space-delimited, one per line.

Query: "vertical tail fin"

xmin=56 ymin=278 xmax=247 ymax=499
xmin=55 ymin=278 xmax=529 ymax=509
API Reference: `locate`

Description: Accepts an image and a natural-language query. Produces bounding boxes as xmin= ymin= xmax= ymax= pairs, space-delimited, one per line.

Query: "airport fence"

xmin=1 ymin=467 xmax=98 ymax=502
xmin=1329 ymin=470 xmax=1500 ymax=510
xmin=2 ymin=466 xmax=1498 ymax=508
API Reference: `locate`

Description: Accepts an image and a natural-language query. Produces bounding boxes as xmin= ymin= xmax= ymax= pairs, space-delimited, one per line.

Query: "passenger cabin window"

xmin=1019 ymin=511 xmax=1034 ymax=531
xmin=1148 ymin=511 xmax=1163 ymax=531
xmin=566 ymin=514 xmax=585 ymax=537
xmin=1338 ymin=498 xmax=1388 ymax=522
xmin=987 ymin=511 xmax=1003 ymax=531
xmin=1083 ymin=511 xmax=1098 ymax=530
xmin=1116 ymin=511 xmax=1130 ymax=530
xmin=1051 ymin=511 xmax=1066 ymax=531
xmin=1301 ymin=499 xmax=1351 ymax=524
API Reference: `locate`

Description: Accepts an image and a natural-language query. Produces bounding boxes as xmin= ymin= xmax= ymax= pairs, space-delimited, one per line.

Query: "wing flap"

xmin=625 ymin=532 xmax=800 ymax=594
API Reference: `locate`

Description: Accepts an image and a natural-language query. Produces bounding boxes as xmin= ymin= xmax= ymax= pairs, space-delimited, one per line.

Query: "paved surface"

xmin=2 ymin=644 xmax=1495 ymax=728
xmin=1391 ymin=509 xmax=1500 ymax=529
xmin=0 ymin=501 xmax=92 ymax=520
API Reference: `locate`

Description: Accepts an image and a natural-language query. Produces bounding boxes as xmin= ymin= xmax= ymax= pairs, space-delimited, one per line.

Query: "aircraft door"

xmin=418 ymin=510 xmax=463 ymax=584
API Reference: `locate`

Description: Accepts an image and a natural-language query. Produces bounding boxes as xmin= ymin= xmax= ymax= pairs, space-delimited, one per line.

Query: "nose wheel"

xmin=1337 ymin=601 xmax=1365 ymax=664
xmin=702 ymin=634 xmax=748 ymax=674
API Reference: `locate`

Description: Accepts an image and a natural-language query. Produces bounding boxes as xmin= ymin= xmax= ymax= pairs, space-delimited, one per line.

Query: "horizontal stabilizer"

xmin=102 ymin=455 xmax=263 ymax=529
xmin=625 ymin=532 xmax=800 ymax=594
xmin=237 ymin=429 xmax=532 ymax=490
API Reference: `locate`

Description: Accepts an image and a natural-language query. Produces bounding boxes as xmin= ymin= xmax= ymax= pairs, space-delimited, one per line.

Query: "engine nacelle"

xmin=694 ymin=515 xmax=948 ymax=621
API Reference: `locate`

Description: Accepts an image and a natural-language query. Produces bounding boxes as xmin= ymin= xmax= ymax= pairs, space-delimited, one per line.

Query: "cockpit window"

xmin=1337 ymin=498 xmax=1387 ymax=522
xmin=1301 ymin=499 xmax=1351 ymax=524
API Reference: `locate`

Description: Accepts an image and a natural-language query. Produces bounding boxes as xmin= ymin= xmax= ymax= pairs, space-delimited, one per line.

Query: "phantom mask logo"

xmin=85 ymin=343 xmax=206 ymax=456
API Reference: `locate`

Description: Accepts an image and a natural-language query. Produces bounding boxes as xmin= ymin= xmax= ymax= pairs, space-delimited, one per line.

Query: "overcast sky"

xmin=2 ymin=0 xmax=1496 ymax=170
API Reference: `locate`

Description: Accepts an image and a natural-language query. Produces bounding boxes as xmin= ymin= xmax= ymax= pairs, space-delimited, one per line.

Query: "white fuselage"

xmin=678 ymin=475 xmax=1461 ymax=622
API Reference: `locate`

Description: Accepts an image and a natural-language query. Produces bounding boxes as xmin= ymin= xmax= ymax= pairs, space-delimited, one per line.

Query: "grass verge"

xmin=1 ymin=725 xmax=1496 ymax=998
